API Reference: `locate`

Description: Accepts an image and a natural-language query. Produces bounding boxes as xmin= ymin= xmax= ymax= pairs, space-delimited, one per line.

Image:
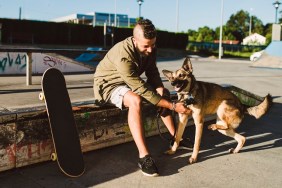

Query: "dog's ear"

xmin=162 ymin=70 xmax=173 ymax=81
xmin=182 ymin=57 xmax=193 ymax=73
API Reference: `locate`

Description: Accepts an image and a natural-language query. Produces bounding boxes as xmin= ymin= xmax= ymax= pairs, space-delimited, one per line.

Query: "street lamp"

xmin=137 ymin=0 xmax=144 ymax=19
xmin=273 ymin=1 xmax=281 ymax=23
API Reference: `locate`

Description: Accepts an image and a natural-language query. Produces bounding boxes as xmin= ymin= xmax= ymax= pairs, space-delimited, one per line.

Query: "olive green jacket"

xmin=93 ymin=37 xmax=163 ymax=105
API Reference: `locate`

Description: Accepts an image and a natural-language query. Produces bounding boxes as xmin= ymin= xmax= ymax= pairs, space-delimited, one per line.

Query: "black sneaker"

xmin=170 ymin=138 xmax=194 ymax=149
xmin=138 ymin=155 xmax=159 ymax=177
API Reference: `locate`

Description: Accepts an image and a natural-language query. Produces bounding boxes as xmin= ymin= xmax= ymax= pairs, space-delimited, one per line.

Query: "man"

xmin=93 ymin=19 xmax=190 ymax=177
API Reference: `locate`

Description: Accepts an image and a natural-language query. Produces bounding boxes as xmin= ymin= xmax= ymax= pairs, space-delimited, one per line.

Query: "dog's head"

xmin=162 ymin=57 xmax=194 ymax=93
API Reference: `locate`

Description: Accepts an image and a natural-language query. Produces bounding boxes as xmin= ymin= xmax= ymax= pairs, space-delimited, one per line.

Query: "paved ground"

xmin=0 ymin=57 xmax=282 ymax=188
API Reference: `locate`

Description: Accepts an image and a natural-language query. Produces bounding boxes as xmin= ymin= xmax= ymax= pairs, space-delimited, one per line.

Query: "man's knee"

xmin=124 ymin=92 xmax=142 ymax=108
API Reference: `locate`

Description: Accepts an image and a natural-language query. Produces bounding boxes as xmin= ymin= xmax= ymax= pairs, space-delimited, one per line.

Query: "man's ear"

xmin=182 ymin=57 xmax=193 ymax=73
xmin=132 ymin=37 xmax=137 ymax=47
xmin=162 ymin=70 xmax=173 ymax=81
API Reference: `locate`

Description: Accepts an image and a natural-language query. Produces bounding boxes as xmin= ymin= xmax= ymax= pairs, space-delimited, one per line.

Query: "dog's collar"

xmin=184 ymin=94 xmax=196 ymax=106
xmin=182 ymin=76 xmax=197 ymax=106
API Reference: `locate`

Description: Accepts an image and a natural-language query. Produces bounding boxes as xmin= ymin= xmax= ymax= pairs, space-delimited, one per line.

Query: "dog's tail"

xmin=246 ymin=94 xmax=272 ymax=119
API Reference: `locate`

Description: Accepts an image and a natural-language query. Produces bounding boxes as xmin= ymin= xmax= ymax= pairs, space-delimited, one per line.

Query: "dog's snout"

xmin=171 ymin=80 xmax=177 ymax=86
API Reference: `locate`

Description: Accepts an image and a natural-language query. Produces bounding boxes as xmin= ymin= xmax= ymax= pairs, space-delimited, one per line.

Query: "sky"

xmin=0 ymin=0 xmax=280 ymax=32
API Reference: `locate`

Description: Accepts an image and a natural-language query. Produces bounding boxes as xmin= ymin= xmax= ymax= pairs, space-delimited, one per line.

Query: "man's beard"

xmin=136 ymin=46 xmax=151 ymax=57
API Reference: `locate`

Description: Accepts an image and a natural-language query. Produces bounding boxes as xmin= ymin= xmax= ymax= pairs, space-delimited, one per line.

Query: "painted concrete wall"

xmin=0 ymin=52 xmax=91 ymax=75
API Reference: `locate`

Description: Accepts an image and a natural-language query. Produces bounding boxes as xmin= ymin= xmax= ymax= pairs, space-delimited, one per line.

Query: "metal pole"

xmin=104 ymin=22 xmax=107 ymax=48
xmin=273 ymin=1 xmax=281 ymax=24
xmin=92 ymin=12 xmax=96 ymax=27
xmin=19 ymin=7 xmax=22 ymax=20
xmin=0 ymin=23 xmax=2 ymax=44
xmin=137 ymin=0 xmax=143 ymax=19
xmin=26 ymin=52 xmax=32 ymax=86
xmin=249 ymin=8 xmax=253 ymax=36
xmin=139 ymin=4 xmax=141 ymax=18
xmin=249 ymin=15 xmax=252 ymax=35
xmin=218 ymin=0 xmax=224 ymax=60
xmin=114 ymin=0 xmax=117 ymax=27
xmin=275 ymin=7 xmax=278 ymax=23
xmin=176 ymin=0 xmax=179 ymax=32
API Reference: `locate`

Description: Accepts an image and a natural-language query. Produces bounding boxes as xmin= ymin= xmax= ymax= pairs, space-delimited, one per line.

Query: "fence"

xmin=187 ymin=41 xmax=267 ymax=53
xmin=0 ymin=18 xmax=188 ymax=50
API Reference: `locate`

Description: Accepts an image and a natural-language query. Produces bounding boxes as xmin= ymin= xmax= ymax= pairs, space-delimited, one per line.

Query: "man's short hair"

xmin=135 ymin=19 xmax=157 ymax=39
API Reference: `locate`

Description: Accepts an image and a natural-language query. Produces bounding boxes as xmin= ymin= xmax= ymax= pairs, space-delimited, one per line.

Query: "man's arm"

xmin=157 ymin=98 xmax=191 ymax=114
xmin=155 ymin=87 xmax=191 ymax=114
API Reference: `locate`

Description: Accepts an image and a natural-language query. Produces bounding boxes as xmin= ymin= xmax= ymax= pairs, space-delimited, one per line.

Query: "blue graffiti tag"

xmin=0 ymin=53 xmax=26 ymax=72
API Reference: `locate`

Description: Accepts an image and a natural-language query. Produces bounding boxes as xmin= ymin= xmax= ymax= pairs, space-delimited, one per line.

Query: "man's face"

xmin=133 ymin=36 xmax=156 ymax=57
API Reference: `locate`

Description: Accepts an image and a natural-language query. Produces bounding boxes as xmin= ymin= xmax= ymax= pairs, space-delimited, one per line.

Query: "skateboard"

xmin=39 ymin=68 xmax=85 ymax=177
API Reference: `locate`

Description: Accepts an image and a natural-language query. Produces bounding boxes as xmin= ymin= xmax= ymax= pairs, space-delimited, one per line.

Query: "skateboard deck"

xmin=40 ymin=68 xmax=85 ymax=177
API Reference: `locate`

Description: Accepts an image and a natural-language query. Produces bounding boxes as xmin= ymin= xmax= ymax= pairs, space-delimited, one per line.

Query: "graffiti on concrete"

xmin=43 ymin=55 xmax=67 ymax=68
xmin=0 ymin=140 xmax=53 ymax=171
xmin=16 ymin=140 xmax=53 ymax=161
xmin=0 ymin=53 xmax=26 ymax=72
xmin=0 ymin=52 xmax=90 ymax=74
xmin=93 ymin=127 xmax=109 ymax=140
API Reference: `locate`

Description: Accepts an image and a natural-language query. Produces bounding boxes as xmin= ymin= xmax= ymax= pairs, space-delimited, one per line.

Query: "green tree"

xmin=225 ymin=10 xmax=249 ymax=42
xmin=187 ymin=9 xmax=266 ymax=44
xmin=196 ymin=26 xmax=215 ymax=42
xmin=263 ymin=23 xmax=273 ymax=45
xmin=251 ymin=16 xmax=264 ymax=34
xmin=215 ymin=25 xmax=236 ymax=41
xmin=225 ymin=10 xmax=264 ymax=42
xmin=187 ymin=29 xmax=198 ymax=41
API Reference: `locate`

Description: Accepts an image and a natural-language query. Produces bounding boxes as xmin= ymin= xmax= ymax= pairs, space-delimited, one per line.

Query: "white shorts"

xmin=109 ymin=85 xmax=131 ymax=109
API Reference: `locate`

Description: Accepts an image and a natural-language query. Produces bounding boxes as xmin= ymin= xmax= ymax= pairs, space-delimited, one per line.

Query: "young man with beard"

xmin=93 ymin=19 xmax=191 ymax=177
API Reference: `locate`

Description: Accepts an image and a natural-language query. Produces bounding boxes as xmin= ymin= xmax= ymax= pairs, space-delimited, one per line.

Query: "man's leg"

xmin=123 ymin=91 xmax=159 ymax=176
xmin=161 ymin=115 xmax=175 ymax=137
xmin=123 ymin=91 xmax=149 ymax=158
xmin=157 ymin=88 xmax=176 ymax=137
xmin=109 ymin=86 xmax=159 ymax=176
xmin=160 ymin=109 xmax=193 ymax=149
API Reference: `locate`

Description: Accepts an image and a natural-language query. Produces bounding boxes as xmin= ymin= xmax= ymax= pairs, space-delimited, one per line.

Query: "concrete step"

xmin=0 ymin=85 xmax=265 ymax=172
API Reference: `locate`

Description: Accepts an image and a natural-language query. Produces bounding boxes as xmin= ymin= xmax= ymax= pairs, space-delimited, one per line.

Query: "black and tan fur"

xmin=162 ymin=57 xmax=272 ymax=164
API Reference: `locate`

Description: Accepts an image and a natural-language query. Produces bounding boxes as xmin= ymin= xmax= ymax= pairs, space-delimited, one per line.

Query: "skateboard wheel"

xmin=39 ymin=92 xmax=45 ymax=100
xmin=51 ymin=153 xmax=57 ymax=161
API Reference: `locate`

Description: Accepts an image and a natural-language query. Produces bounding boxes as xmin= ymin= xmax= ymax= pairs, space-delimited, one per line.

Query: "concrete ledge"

xmin=0 ymin=85 xmax=265 ymax=172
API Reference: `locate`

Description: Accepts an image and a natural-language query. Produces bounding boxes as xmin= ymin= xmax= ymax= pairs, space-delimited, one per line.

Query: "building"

xmin=52 ymin=12 xmax=137 ymax=27
xmin=214 ymin=40 xmax=239 ymax=44
xmin=242 ymin=33 xmax=266 ymax=45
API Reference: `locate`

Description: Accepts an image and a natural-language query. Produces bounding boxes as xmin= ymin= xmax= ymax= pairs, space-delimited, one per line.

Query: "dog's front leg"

xmin=165 ymin=113 xmax=189 ymax=155
xmin=189 ymin=114 xmax=204 ymax=164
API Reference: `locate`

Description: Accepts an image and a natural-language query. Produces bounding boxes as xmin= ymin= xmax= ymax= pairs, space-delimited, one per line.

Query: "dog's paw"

xmin=188 ymin=157 xmax=197 ymax=164
xmin=229 ymin=148 xmax=239 ymax=154
xmin=208 ymin=124 xmax=217 ymax=131
xmin=164 ymin=149 xmax=176 ymax=155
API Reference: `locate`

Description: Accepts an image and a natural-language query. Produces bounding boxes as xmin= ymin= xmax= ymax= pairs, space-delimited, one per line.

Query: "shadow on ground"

xmin=0 ymin=102 xmax=281 ymax=187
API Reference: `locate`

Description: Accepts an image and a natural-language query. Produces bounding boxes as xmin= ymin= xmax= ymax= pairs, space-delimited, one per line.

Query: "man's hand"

xmin=156 ymin=88 xmax=192 ymax=116
xmin=173 ymin=102 xmax=192 ymax=114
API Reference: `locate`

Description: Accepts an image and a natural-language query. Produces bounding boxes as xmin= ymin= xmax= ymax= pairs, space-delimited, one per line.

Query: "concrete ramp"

xmin=45 ymin=53 xmax=96 ymax=70
xmin=251 ymin=41 xmax=282 ymax=69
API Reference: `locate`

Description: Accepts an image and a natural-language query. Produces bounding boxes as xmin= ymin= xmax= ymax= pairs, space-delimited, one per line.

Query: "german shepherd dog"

xmin=162 ymin=57 xmax=272 ymax=164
